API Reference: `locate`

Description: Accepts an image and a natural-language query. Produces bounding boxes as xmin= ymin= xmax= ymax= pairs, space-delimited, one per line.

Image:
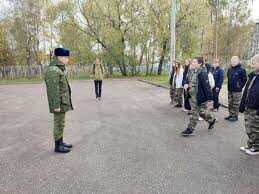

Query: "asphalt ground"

xmin=0 ymin=80 xmax=258 ymax=194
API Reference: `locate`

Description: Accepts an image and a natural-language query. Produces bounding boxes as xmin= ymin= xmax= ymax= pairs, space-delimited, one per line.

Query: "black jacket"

xmin=213 ymin=67 xmax=224 ymax=89
xmin=182 ymin=66 xmax=189 ymax=86
xmin=239 ymin=72 xmax=259 ymax=115
xmin=169 ymin=68 xmax=175 ymax=86
xmin=227 ymin=64 xmax=247 ymax=92
xmin=196 ymin=69 xmax=213 ymax=105
xmin=186 ymin=68 xmax=213 ymax=105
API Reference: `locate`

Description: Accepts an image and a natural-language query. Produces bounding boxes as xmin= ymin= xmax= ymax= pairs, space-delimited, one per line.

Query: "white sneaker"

xmin=245 ymin=148 xmax=259 ymax=155
xmin=240 ymin=146 xmax=250 ymax=152
xmin=198 ymin=117 xmax=204 ymax=121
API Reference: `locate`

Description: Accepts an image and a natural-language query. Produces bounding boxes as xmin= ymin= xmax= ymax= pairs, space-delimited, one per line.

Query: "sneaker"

xmin=245 ymin=147 xmax=259 ymax=156
xmin=240 ymin=146 xmax=250 ymax=152
xmin=198 ymin=117 xmax=204 ymax=121
xmin=181 ymin=128 xmax=194 ymax=137
xmin=228 ymin=116 xmax=238 ymax=122
xmin=208 ymin=119 xmax=216 ymax=130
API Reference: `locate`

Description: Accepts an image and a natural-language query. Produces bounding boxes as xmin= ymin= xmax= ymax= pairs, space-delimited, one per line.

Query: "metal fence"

xmin=0 ymin=64 xmax=91 ymax=80
xmin=0 ymin=63 xmax=170 ymax=80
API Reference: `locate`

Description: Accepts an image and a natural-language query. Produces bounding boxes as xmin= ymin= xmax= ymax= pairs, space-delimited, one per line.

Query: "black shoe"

xmin=61 ymin=138 xmax=73 ymax=149
xmin=228 ymin=116 xmax=238 ymax=122
xmin=174 ymin=104 xmax=182 ymax=108
xmin=208 ymin=119 xmax=216 ymax=130
xmin=224 ymin=116 xmax=232 ymax=120
xmin=181 ymin=128 xmax=194 ymax=137
xmin=55 ymin=139 xmax=71 ymax=153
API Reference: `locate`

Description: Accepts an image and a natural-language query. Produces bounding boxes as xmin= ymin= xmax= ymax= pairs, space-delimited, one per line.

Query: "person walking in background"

xmin=212 ymin=58 xmax=224 ymax=112
xmin=44 ymin=48 xmax=73 ymax=154
xmin=181 ymin=57 xmax=216 ymax=137
xmin=93 ymin=56 xmax=104 ymax=101
xmin=239 ymin=54 xmax=259 ymax=155
xmin=225 ymin=56 xmax=247 ymax=122
xmin=182 ymin=59 xmax=192 ymax=112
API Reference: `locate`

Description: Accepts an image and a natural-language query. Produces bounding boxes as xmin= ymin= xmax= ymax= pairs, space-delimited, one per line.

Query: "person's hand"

xmin=54 ymin=108 xmax=61 ymax=112
xmin=184 ymin=84 xmax=189 ymax=90
xmin=207 ymin=101 xmax=214 ymax=110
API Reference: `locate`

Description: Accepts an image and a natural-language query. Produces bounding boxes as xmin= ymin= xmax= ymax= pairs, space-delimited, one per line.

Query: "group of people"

xmin=44 ymin=47 xmax=259 ymax=156
xmin=169 ymin=55 xmax=259 ymax=155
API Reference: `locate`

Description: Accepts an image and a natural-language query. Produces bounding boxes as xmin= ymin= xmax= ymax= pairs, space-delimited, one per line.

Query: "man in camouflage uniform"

xmin=225 ymin=56 xmax=247 ymax=122
xmin=45 ymin=48 xmax=73 ymax=153
xmin=239 ymin=54 xmax=259 ymax=155
xmin=181 ymin=57 xmax=216 ymax=136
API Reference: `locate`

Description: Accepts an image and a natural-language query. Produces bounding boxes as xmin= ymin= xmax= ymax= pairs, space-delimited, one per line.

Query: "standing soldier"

xmin=239 ymin=54 xmax=259 ymax=155
xmin=225 ymin=56 xmax=247 ymax=122
xmin=212 ymin=58 xmax=224 ymax=111
xmin=181 ymin=57 xmax=216 ymax=137
xmin=93 ymin=56 xmax=104 ymax=101
xmin=45 ymin=48 xmax=73 ymax=153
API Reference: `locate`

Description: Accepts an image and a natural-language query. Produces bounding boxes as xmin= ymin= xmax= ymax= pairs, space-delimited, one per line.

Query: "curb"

xmin=137 ymin=79 xmax=229 ymax=108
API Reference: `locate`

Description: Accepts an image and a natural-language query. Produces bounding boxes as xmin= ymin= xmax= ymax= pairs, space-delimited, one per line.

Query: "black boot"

xmin=55 ymin=139 xmax=71 ymax=153
xmin=208 ymin=119 xmax=216 ymax=130
xmin=181 ymin=128 xmax=194 ymax=137
xmin=61 ymin=137 xmax=73 ymax=149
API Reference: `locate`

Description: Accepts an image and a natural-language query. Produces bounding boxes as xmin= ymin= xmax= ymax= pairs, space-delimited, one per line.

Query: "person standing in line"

xmin=181 ymin=57 xmax=216 ymax=137
xmin=212 ymin=58 xmax=224 ymax=112
xmin=182 ymin=59 xmax=192 ymax=112
xmin=93 ymin=56 xmax=104 ymax=101
xmin=225 ymin=56 xmax=247 ymax=122
xmin=239 ymin=54 xmax=259 ymax=155
xmin=44 ymin=48 xmax=73 ymax=153
xmin=174 ymin=62 xmax=184 ymax=108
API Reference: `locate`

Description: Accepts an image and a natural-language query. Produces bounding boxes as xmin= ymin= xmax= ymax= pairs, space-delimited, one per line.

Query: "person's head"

xmin=231 ymin=56 xmax=240 ymax=67
xmin=185 ymin=59 xmax=191 ymax=67
xmin=54 ymin=48 xmax=70 ymax=65
xmin=213 ymin=58 xmax=220 ymax=68
xmin=191 ymin=57 xmax=203 ymax=69
xmin=251 ymin=54 xmax=259 ymax=71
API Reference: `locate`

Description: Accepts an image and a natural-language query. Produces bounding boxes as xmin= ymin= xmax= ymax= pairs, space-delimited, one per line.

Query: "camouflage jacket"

xmin=44 ymin=58 xmax=73 ymax=113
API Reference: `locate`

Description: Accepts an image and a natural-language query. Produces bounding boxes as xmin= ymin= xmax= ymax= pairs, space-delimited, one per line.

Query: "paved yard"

xmin=0 ymin=80 xmax=258 ymax=194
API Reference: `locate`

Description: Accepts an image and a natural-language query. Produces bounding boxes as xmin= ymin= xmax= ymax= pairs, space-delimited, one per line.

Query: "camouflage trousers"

xmin=244 ymin=109 xmax=259 ymax=149
xmin=53 ymin=112 xmax=65 ymax=141
xmin=228 ymin=92 xmax=242 ymax=118
xmin=170 ymin=86 xmax=183 ymax=105
xmin=187 ymin=97 xmax=215 ymax=130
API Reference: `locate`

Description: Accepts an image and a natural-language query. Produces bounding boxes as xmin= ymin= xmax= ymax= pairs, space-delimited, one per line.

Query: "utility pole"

xmin=170 ymin=0 xmax=177 ymax=74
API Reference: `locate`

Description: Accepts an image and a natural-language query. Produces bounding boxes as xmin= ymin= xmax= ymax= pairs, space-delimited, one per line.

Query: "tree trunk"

xmin=158 ymin=39 xmax=167 ymax=75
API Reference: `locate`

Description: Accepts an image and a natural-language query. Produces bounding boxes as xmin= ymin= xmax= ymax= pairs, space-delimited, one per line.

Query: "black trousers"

xmin=213 ymin=88 xmax=220 ymax=110
xmin=184 ymin=90 xmax=191 ymax=110
xmin=94 ymin=80 xmax=102 ymax=98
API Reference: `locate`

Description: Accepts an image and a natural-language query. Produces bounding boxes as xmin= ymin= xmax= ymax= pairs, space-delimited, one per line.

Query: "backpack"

xmin=208 ymin=72 xmax=215 ymax=89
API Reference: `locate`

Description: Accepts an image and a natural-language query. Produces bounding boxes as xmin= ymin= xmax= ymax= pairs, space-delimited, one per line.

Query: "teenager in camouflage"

xmin=225 ymin=56 xmax=247 ymax=122
xmin=239 ymin=54 xmax=259 ymax=155
xmin=44 ymin=48 xmax=73 ymax=153
xmin=181 ymin=57 xmax=216 ymax=137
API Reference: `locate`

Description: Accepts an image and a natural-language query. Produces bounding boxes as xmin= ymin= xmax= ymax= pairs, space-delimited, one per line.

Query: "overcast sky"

xmin=0 ymin=0 xmax=259 ymax=21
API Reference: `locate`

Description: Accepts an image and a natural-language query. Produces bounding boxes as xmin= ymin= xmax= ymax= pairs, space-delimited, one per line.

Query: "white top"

xmin=174 ymin=68 xmax=184 ymax=89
